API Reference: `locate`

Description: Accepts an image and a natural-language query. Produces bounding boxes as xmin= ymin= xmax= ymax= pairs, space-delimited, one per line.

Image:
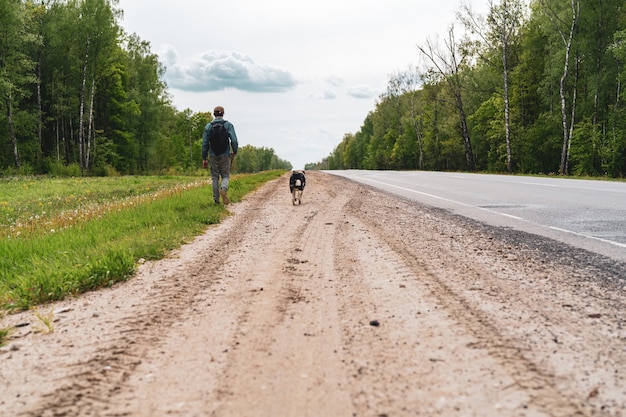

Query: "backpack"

xmin=209 ymin=120 xmax=230 ymax=154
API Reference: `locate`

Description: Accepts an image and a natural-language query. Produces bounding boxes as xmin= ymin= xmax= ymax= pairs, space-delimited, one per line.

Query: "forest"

xmin=308 ymin=0 xmax=626 ymax=177
xmin=0 ymin=0 xmax=291 ymax=176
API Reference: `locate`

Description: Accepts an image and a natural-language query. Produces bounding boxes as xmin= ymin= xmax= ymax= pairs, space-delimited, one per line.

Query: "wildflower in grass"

xmin=2 ymin=178 xmax=212 ymax=239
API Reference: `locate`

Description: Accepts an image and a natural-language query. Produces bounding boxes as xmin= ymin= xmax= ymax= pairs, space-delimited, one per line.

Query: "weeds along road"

xmin=2 ymin=171 xmax=626 ymax=417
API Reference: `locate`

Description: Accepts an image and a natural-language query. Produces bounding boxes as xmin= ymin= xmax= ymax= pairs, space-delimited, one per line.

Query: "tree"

xmin=388 ymin=68 xmax=426 ymax=169
xmin=0 ymin=0 xmax=38 ymax=169
xmin=74 ymin=0 xmax=120 ymax=171
xmin=123 ymin=33 xmax=168 ymax=172
xmin=540 ymin=0 xmax=580 ymax=175
xmin=28 ymin=1 xmax=51 ymax=164
xmin=235 ymin=145 xmax=291 ymax=173
xmin=607 ymin=29 xmax=626 ymax=176
xmin=418 ymin=26 xmax=476 ymax=171
xmin=459 ymin=0 xmax=525 ymax=173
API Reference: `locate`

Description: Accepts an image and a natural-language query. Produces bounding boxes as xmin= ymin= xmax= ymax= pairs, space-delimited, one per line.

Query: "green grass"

xmin=0 ymin=325 xmax=9 ymax=347
xmin=0 ymin=170 xmax=285 ymax=311
xmin=0 ymin=175 xmax=214 ymax=238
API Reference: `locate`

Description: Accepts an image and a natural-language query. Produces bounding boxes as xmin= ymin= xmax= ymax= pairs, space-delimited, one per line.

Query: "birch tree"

xmin=458 ymin=0 xmax=524 ymax=173
xmin=75 ymin=0 xmax=119 ymax=171
xmin=541 ymin=0 xmax=580 ymax=175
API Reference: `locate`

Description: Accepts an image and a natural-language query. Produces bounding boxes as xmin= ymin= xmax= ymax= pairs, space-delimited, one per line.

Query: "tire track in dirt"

xmin=199 ymin=173 xmax=356 ymax=417
xmin=9 ymin=182 xmax=280 ymax=417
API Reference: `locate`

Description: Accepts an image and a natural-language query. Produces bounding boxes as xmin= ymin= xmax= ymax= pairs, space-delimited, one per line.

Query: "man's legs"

xmin=210 ymin=155 xmax=231 ymax=204
xmin=209 ymin=157 xmax=221 ymax=203
xmin=218 ymin=155 xmax=231 ymax=204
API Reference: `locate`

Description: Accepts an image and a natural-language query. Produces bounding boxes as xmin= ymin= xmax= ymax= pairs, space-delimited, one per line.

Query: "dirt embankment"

xmin=1 ymin=171 xmax=625 ymax=417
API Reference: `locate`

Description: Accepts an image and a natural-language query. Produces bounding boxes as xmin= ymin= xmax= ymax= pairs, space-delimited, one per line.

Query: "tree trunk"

xmin=558 ymin=52 xmax=571 ymax=175
xmin=410 ymin=110 xmax=424 ymax=170
xmin=566 ymin=59 xmax=579 ymax=174
xmin=502 ymin=36 xmax=512 ymax=173
xmin=6 ymin=92 xmax=21 ymax=168
xmin=78 ymin=39 xmax=90 ymax=171
xmin=457 ymin=94 xmax=476 ymax=171
xmin=557 ymin=0 xmax=579 ymax=175
xmin=86 ymin=77 xmax=96 ymax=171
xmin=613 ymin=78 xmax=621 ymax=150
xmin=433 ymin=97 xmax=441 ymax=170
xmin=189 ymin=123 xmax=194 ymax=164
xmin=37 ymin=48 xmax=43 ymax=159
xmin=56 ymin=119 xmax=60 ymax=162
xmin=66 ymin=116 xmax=72 ymax=165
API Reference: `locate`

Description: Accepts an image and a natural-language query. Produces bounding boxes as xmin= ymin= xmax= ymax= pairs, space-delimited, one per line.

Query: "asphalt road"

xmin=328 ymin=170 xmax=626 ymax=263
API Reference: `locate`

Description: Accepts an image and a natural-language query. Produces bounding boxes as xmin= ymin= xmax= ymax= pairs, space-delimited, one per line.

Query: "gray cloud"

xmin=159 ymin=45 xmax=297 ymax=93
xmin=347 ymin=85 xmax=378 ymax=99
xmin=323 ymin=90 xmax=337 ymax=100
xmin=326 ymin=76 xmax=344 ymax=87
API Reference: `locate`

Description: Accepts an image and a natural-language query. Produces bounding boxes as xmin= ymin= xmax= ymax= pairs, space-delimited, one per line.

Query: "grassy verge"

xmin=0 ymin=170 xmax=284 ymax=313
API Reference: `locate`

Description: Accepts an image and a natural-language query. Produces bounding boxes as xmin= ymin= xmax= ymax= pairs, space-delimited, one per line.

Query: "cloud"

xmin=323 ymin=90 xmax=337 ymax=100
xmin=326 ymin=76 xmax=344 ymax=87
xmin=158 ymin=45 xmax=297 ymax=93
xmin=347 ymin=85 xmax=378 ymax=99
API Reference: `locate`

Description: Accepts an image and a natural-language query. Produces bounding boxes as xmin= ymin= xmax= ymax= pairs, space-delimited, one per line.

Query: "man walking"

xmin=202 ymin=106 xmax=238 ymax=205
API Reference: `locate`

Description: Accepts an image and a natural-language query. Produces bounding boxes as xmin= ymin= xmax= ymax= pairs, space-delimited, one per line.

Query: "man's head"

xmin=214 ymin=106 xmax=224 ymax=117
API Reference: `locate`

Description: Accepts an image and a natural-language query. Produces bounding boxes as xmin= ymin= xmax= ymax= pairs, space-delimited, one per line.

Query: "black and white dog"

xmin=289 ymin=170 xmax=306 ymax=205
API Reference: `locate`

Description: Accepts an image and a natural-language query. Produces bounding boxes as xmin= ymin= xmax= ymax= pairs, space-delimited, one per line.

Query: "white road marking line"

xmin=521 ymin=182 xmax=558 ymax=187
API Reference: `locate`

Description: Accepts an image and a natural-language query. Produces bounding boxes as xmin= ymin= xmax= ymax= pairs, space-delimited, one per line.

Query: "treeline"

xmin=0 ymin=0 xmax=290 ymax=176
xmin=308 ymin=0 xmax=626 ymax=177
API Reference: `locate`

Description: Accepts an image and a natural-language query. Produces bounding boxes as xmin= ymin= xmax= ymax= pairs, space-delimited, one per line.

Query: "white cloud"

xmin=158 ymin=46 xmax=297 ymax=93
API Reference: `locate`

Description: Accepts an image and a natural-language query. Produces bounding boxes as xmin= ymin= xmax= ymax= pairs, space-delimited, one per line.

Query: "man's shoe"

xmin=220 ymin=188 xmax=230 ymax=205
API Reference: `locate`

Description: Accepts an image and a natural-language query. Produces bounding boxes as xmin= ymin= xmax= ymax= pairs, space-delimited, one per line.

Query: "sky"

xmin=116 ymin=0 xmax=487 ymax=169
